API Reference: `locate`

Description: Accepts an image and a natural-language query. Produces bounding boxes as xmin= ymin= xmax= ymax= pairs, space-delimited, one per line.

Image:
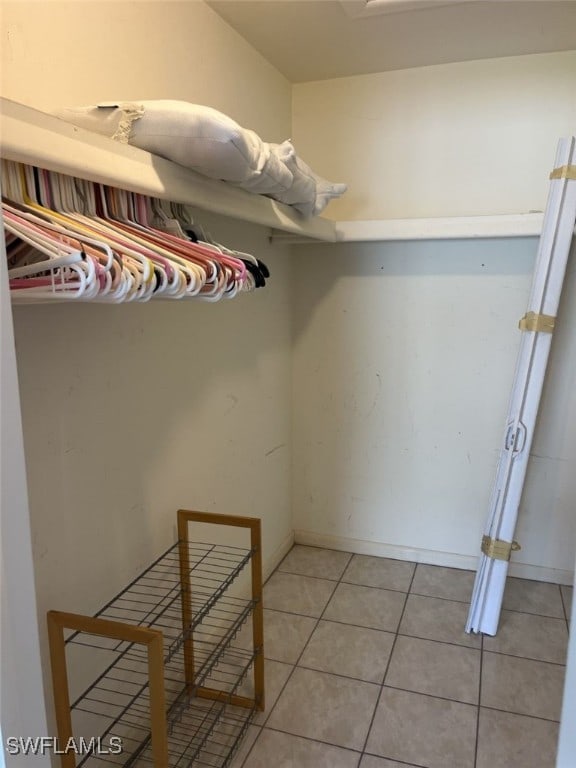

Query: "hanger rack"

xmin=2 ymin=159 xmax=275 ymax=303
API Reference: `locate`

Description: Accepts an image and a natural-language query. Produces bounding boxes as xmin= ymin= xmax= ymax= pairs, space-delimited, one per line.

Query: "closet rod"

xmin=0 ymin=98 xmax=338 ymax=243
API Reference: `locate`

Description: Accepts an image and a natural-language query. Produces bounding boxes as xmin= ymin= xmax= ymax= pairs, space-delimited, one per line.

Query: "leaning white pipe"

xmin=467 ymin=136 xmax=576 ymax=636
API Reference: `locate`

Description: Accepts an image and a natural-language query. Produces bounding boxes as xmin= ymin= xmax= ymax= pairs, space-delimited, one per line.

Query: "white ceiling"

xmin=208 ymin=0 xmax=576 ymax=82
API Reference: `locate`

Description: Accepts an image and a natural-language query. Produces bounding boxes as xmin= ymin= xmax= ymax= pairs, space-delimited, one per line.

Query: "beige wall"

xmin=293 ymin=237 xmax=576 ymax=582
xmin=292 ymin=51 xmax=576 ymax=220
xmin=0 ymin=0 xmax=291 ymax=141
xmin=290 ymin=51 xmax=576 ymax=583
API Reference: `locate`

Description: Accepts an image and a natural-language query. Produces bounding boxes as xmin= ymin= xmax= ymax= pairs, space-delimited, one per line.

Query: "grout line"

xmin=262 ymin=602 xmax=566 ymax=664
xmin=298 ymin=614 xmax=401 ymax=634
xmin=262 ymin=544 xmax=342 ymax=586
xmin=479 ymin=703 xmax=561 ymax=724
xmin=482 ymin=648 xmax=566 ymax=668
xmin=257 ymin=724 xmax=363 ymax=754
xmin=359 ymin=563 xmax=418 ymax=755
xmin=276 ymin=568 xmax=344 ymax=583
xmin=261 ymin=640 xmax=561 ymax=732
xmin=267 ymin=590 xmax=567 ymax=623
xmin=381 ymin=683 xmax=479 ymax=710
xmin=277 ymin=568 xmax=418 ymax=599
xmin=309 ymin=616 xmax=395 ymax=637
xmin=376 ymin=683 xmax=561 ymax=724
xmin=262 ymin=605 xmax=329 ymax=618
xmin=264 ymin=611 xmax=479 ymax=654
xmin=345 ymin=676 xmax=562 ymax=726
xmin=487 ymin=605 xmax=566 ymax=620
xmin=293 ymin=663 xmax=390 ymax=688
xmin=409 ymin=589 xmax=567 ymax=620
xmin=233 ymin=724 xmax=262 ymax=768
xmin=291 ymin=551 xmax=353 ymax=665
xmin=559 ymin=583 xmax=571 ymax=634
xmin=395 ymin=629 xmax=481 ymax=652
xmin=271 ymin=557 xmax=568 ymax=621
xmin=408 ymin=591 xmax=473 ymax=604
xmin=362 ymin=751 xmax=429 ymax=768
xmin=253 ymin=549 xmax=352 ymax=732
xmin=340 ymin=577 xmax=416 ymax=594
xmin=258 ymin=607 xmax=400 ymax=626
xmin=256 ymin=606 xmax=326 ymax=620
xmin=257 ymin=575 xmax=344 ymax=717
xmin=260 ymin=622 xmax=563 ymax=668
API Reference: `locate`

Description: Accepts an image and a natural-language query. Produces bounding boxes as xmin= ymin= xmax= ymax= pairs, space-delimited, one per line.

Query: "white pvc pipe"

xmin=467 ymin=136 xmax=576 ymax=635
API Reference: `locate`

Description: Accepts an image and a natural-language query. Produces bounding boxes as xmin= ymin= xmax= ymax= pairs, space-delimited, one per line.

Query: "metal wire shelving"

xmin=47 ymin=510 xmax=264 ymax=768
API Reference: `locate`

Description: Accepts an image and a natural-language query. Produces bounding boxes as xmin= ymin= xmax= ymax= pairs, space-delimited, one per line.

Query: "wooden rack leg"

xmin=177 ymin=510 xmax=265 ymax=712
xmin=177 ymin=511 xmax=195 ymax=690
xmin=249 ymin=518 xmax=265 ymax=712
xmin=147 ymin=633 xmax=169 ymax=768
xmin=47 ymin=612 xmax=75 ymax=768
xmin=47 ymin=611 xmax=169 ymax=768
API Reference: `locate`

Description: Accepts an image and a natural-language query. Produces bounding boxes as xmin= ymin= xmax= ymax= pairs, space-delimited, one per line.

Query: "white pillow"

xmin=53 ymin=101 xmax=293 ymax=191
xmin=53 ymin=101 xmax=347 ymax=216
xmin=270 ymin=140 xmax=347 ymax=217
xmin=52 ymin=102 xmax=143 ymax=141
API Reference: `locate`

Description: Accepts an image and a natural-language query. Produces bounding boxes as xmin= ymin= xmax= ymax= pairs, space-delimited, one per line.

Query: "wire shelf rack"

xmin=73 ymin=646 xmax=257 ymax=768
xmin=68 ymin=539 xmax=254 ymax=659
xmin=48 ymin=510 xmax=264 ymax=768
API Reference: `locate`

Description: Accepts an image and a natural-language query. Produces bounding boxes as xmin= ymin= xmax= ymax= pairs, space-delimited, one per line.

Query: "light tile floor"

xmin=231 ymin=545 xmax=572 ymax=768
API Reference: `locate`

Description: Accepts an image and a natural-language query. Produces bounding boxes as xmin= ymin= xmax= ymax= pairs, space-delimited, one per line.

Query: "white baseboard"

xmin=263 ymin=530 xmax=294 ymax=582
xmin=294 ymin=529 xmax=574 ymax=586
xmin=507 ymin=561 xmax=573 ymax=586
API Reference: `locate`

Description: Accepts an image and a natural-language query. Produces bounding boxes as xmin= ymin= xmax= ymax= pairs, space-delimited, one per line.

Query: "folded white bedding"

xmin=52 ymin=100 xmax=347 ymax=217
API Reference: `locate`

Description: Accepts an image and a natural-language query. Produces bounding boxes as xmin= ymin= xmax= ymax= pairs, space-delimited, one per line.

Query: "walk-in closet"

xmin=2 ymin=2 xmax=576 ymax=767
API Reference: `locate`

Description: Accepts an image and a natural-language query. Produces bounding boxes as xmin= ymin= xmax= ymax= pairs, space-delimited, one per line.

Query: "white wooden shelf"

xmin=272 ymin=214 xmax=547 ymax=244
xmin=0 ymin=98 xmax=337 ymax=242
xmin=1 ymin=98 xmax=555 ymax=245
xmin=335 ymin=214 xmax=545 ymax=242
